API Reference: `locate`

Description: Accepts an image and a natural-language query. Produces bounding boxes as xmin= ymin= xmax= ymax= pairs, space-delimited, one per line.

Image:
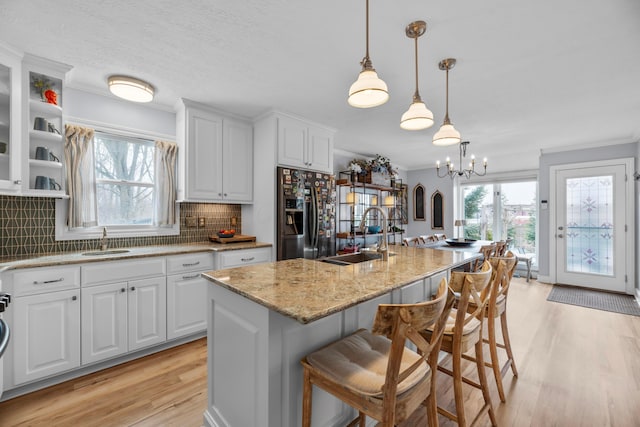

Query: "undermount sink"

xmin=318 ymin=251 xmax=395 ymax=266
xmin=82 ymin=249 xmax=130 ymax=256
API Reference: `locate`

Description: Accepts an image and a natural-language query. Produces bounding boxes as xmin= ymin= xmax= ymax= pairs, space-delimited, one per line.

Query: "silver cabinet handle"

xmin=14 ymin=180 xmax=22 ymax=185
xmin=182 ymin=273 xmax=200 ymax=280
xmin=33 ymin=278 xmax=64 ymax=285
xmin=121 ymin=288 xmax=126 ymax=293
xmin=72 ymin=295 xmax=77 ymax=301
xmin=241 ymin=257 xmax=255 ymax=262
xmin=182 ymin=261 xmax=200 ymax=267
xmin=130 ymin=286 xmax=136 ymax=291
xmin=223 ymin=193 xmax=228 ymax=197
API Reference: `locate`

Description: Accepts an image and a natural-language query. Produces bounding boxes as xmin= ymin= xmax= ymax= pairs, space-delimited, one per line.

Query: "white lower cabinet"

xmin=81 ymin=276 xmax=167 ymax=364
xmin=166 ymin=252 xmax=215 ymax=340
xmin=13 ymin=289 xmax=81 ymax=385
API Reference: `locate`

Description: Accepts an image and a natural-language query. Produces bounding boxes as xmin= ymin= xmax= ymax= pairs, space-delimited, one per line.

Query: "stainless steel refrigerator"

xmin=277 ymin=167 xmax=336 ymax=260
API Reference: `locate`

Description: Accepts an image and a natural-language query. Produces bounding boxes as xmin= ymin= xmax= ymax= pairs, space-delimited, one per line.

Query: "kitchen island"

xmin=201 ymin=246 xmax=481 ymax=427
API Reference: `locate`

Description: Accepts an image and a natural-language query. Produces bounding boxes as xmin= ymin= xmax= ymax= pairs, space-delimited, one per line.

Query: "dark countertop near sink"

xmin=0 ymin=241 xmax=272 ymax=272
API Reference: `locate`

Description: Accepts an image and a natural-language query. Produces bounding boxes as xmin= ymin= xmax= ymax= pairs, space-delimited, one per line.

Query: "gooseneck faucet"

xmin=100 ymin=227 xmax=108 ymax=251
xmin=360 ymin=206 xmax=389 ymax=261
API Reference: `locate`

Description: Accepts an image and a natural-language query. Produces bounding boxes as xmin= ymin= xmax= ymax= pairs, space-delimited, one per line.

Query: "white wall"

xmin=406 ymin=168 xmax=455 ymax=238
xmin=65 ymin=88 xmax=175 ymax=138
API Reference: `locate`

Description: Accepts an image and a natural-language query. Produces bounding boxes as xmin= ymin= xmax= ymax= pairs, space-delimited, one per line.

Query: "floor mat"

xmin=547 ymin=285 xmax=640 ymax=316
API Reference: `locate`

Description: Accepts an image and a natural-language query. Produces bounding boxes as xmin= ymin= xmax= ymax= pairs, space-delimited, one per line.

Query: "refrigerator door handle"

xmin=310 ymin=188 xmax=319 ymax=249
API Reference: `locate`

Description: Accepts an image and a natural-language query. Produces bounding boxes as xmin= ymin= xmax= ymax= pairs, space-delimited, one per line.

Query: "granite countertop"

xmin=0 ymin=241 xmax=272 ymax=271
xmin=202 ymin=246 xmax=481 ymax=324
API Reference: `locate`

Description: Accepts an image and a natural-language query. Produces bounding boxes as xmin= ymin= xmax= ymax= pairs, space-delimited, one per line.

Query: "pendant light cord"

xmin=363 ymin=0 xmax=370 ymax=64
xmin=413 ymin=36 xmax=420 ymax=101
xmin=444 ymin=67 xmax=451 ymax=124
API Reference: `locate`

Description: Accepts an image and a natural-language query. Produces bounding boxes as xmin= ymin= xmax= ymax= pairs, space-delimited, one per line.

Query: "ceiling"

xmin=1 ymin=0 xmax=639 ymax=173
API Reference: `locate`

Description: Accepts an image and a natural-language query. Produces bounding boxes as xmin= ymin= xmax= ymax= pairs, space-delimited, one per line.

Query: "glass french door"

xmin=555 ymin=164 xmax=627 ymax=292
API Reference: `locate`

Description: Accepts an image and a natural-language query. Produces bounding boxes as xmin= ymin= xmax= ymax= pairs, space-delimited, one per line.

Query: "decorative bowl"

xmin=444 ymin=238 xmax=477 ymax=247
xmin=217 ymin=232 xmax=235 ymax=238
xmin=367 ymin=225 xmax=382 ymax=234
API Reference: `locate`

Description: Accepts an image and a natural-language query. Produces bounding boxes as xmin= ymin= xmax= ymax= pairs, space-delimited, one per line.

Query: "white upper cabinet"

xmin=176 ymin=99 xmax=253 ymax=203
xmin=277 ymin=115 xmax=333 ymax=173
xmin=0 ymin=43 xmax=23 ymax=193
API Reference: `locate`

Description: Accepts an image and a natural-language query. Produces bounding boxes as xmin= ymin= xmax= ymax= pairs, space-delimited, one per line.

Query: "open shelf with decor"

xmin=22 ymin=54 xmax=71 ymax=197
xmin=336 ymin=170 xmax=405 ymax=253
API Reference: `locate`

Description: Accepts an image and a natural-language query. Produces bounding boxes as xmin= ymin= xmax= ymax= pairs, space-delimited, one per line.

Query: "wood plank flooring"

xmin=0 ymin=278 xmax=639 ymax=426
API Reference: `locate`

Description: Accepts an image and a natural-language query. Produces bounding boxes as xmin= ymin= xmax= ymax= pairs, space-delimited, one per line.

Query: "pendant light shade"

xmin=433 ymin=123 xmax=461 ymax=146
xmin=348 ymin=69 xmax=389 ymax=108
xmin=348 ymin=0 xmax=389 ymax=108
xmin=108 ymin=75 xmax=154 ymax=103
xmin=400 ymin=21 xmax=433 ymax=130
xmin=432 ymin=58 xmax=460 ymax=146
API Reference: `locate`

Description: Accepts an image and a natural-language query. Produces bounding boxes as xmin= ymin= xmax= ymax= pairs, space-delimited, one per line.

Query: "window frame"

xmin=55 ymin=120 xmax=179 ymax=241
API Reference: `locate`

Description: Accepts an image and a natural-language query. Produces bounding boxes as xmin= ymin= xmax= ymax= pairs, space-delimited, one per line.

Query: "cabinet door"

xmin=81 ymin=282 xmax=128 ymax=364
xmin=222 ymin=118 xmax=253 ymax=202
xmin=13 ymin=289 xmax=81 ymax=385
xmin=186 ymin=107 xmax=224 ymax=200
xmin=0 ymin=45 xmax=22 ymax=193
xmin=167 ymin=272 xmax=208 ymax=340
xmin=307 ymin=127 xmax=333 ymax=173
xmin=128 ymin=276 xmax=167 ymax=352
xmin=277 ymin=116 xmax=307 ymax=169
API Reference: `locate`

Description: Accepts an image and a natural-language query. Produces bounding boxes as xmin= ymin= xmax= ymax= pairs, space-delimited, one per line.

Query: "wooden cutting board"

xmin=209 ymin=234 xmax=257 ymax=244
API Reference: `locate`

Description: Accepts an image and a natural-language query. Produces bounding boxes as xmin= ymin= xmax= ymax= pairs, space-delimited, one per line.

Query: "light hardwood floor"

xmin=0 ymin=278 xmax=639 ymax=426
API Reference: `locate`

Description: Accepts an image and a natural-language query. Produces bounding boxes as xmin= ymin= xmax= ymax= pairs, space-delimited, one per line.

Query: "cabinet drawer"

xmin=218 ymin=247 xmax=271 ymax=269
xmin=82 ymin=257 xmax=166 ymax=286
xmin=12 ymin=265 xmax=80 ymax=296
xmin=166 ymin=252 xmax=214 ymax=274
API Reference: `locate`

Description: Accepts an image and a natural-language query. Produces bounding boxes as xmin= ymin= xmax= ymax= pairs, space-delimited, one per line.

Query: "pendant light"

xmin=400 ymin=21 xmax=433 ymax=130
xmin=347 ymin=0 xmax=389 ymax=108
xmin=432 ymin=58 xmax=461 ymax=146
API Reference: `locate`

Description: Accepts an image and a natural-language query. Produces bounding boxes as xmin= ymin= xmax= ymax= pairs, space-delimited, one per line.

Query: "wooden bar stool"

xmin=301 ymin=279 xmax=455 ymax=427
xmin=421 ymin=261 xmax=497 ymax=427
xmin=473 ymin=244 xmax=495 ymax=271
xmin=482 ymin=251 xmax=519 ymax=402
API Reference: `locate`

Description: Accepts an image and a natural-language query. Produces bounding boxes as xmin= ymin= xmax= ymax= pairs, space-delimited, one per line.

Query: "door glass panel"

xmin=0 ymin=63 xmax=10 ymax=181
xmin=463 ymin=184 xmax=494 ymax=240
xmin=500 ymin=182 xmax=537 ymax=254
xmin=565 ymin=175 xmax=614 ymax=276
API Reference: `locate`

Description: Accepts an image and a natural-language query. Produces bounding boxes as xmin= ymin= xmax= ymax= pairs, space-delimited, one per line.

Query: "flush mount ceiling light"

xmin=432 ymin=58 xmax=461 ymax=146
xmin=107 ymin=75 xmax=154 ymax=103
xmin=400 ymin=21 xmax=434 ymax=131
xmin=347 ymin=0 xmax=389 ymax=108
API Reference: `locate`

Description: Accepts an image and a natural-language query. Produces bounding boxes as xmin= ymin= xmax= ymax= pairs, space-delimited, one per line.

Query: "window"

xmin=56 ymin=126 xmax=178 ymax=241
xmin=94 ymin=131 xmax=155 ymax=226
xmin=459 ymin=179 xmax=537 ymax=263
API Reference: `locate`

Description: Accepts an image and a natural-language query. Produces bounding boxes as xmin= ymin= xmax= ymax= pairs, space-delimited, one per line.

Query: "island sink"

xmin=318 ymin=251 xmax=395 ymax=265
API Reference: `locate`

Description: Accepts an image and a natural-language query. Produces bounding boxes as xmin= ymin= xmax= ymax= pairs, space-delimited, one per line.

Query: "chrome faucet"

xmin=100 ymin=227 xmax=108 ymax=251
xmin=360 ymin=206 xmax=389 ymax=261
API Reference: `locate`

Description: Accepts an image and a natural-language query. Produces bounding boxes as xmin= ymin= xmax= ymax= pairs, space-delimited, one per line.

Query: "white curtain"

xmin=154 ymin=140 xmax=178 ymax=226
xmin=65 ymin=124 xmax=97 ymax=228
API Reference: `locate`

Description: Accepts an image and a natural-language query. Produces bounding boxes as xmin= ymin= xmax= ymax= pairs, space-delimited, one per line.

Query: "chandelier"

xmin=436 ymin=141 xmax=487 ymax=179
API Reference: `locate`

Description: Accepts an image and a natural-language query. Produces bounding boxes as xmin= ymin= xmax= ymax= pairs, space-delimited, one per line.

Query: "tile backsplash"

xmin=0 ymin=195 xmax=241 ymax=258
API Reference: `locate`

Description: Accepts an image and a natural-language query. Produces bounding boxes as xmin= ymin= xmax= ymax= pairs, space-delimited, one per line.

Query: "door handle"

xmin=558 ymin=226 xmax=564 ymax=230
xmin=557 ymin=234 xmax=563 ymax=238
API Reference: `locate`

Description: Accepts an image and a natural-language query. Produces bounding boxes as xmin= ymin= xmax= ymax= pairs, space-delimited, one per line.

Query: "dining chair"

xmin=301 ymin=279 xmax=455 ymax=427
xmin=421 ymin=260 xmax=497 ymax=427
xmin=420 ymin=234 xmax=438 ymax=244
xmin=402 ymin=236 xmax=423 ymax=247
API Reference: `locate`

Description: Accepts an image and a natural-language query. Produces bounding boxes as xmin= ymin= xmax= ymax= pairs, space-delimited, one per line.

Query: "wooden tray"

xmin=209 ymin=234 xmax=256 ymax=244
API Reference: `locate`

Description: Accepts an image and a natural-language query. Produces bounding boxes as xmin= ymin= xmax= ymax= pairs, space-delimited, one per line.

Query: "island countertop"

xmin=202 ymin=245 xmax=480 ymax=324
